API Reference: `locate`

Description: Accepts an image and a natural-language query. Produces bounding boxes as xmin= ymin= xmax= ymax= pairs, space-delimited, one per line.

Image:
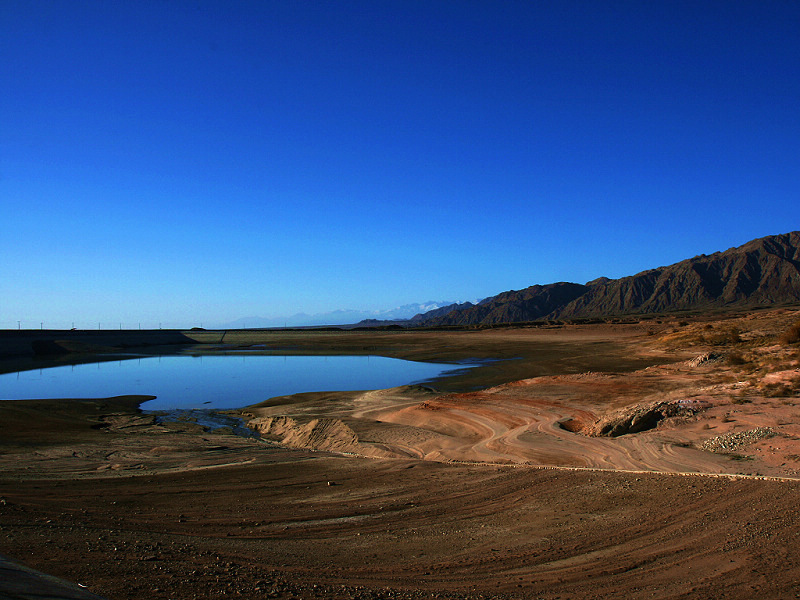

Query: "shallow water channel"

xmin=0 ymin=354 xmax=471 ymax=411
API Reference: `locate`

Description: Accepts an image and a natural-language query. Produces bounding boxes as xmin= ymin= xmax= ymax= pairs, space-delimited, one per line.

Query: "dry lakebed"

xmin=2 ymin=310 xmax=800 ymax=599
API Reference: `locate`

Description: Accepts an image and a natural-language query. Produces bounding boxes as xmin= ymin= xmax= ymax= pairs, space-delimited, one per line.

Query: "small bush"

xmin=728 ymin=453 xmax=754 ymax=461
xmin=706 ymin=327 xmax=742 ymax=345
xmin=763 ymin=381 xmax=800 ymax=398
xmin=779 ymin=320 xmax=800 ymax=345
xmin=726 ymin=352 xmax=749 ymax=366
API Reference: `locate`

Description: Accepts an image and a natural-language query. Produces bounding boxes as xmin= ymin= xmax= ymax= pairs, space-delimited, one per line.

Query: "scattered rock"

xmin=701 ymin=427 xmax=777 ymax=453
xmin=688 ymin=352 xmax=723 ymax=367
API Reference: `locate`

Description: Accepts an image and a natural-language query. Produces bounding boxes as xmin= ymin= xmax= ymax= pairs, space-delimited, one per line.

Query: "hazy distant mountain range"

xmin=414 ymin=231 xmax=800 ymax=326
xmin=219 ymin=232 xmax=800 ymax=330
xmin=217 ymin=301 xmax=463 ymax=329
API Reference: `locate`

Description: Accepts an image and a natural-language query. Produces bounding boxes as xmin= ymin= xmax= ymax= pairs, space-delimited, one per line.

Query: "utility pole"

xmin=17 ymin=320 xmax=20 ymax=330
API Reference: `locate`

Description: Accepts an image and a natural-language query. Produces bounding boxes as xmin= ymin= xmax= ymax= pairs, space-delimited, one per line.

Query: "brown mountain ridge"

xmin=415 ymin=231 xmax=800 ymax=326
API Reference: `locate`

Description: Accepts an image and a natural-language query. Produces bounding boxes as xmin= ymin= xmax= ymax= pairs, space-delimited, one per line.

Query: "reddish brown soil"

xmin=5 ymin=445 xmax=800 ymax=600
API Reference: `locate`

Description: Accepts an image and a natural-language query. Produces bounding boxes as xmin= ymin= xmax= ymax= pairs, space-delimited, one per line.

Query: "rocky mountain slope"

xmin=415 ymin=231 xmax=800 ymax=326
xmin=413 ymin=283 xmax=588 ymax=326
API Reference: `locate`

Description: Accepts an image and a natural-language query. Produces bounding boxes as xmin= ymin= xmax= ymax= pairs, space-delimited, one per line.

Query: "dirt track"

xmin=5 ymin=443 xmax=800 ymax=600
xmin=2 ymin=312 xmax=800 ymax=599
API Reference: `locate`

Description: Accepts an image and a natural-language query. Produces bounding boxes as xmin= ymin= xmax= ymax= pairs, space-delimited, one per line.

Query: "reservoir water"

xmin=0 ymin=354 xmax=467 ymax=411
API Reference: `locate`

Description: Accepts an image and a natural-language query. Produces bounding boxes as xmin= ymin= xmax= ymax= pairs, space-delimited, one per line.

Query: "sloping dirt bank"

xmin=244 ymin=359 xmax=800 ymax=478
xmin=242 ymin=309 xmax=800 ymax=479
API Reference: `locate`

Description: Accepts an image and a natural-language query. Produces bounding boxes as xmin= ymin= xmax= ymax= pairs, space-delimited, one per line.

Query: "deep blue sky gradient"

xmin=2 ymin=1 xmax=799 ymax=328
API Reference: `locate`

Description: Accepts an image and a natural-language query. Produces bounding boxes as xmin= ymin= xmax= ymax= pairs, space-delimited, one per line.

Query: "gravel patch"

xmin=700 ymin=427 xmax=777 ymax=453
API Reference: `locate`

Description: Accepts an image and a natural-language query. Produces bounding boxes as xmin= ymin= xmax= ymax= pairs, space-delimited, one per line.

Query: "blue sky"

xmin=2 ymin=1 xmax=799 ymax=329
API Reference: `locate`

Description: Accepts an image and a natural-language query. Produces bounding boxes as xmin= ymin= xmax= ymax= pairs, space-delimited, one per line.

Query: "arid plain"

xmin=2 ymin=309 xmax=800 ymax=599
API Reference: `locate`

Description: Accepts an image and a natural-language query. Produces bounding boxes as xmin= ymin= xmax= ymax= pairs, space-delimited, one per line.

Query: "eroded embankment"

xmin=243 ymin=351 xmax=800 ymax=479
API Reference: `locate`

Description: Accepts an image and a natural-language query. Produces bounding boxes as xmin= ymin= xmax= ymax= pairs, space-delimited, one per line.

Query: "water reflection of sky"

xmin=0 ymin=355 xmax=465 ymax=410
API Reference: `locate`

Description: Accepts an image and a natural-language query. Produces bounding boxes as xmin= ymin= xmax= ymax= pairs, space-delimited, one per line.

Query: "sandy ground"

xmin=2 ymin=311 xmax=800 ymax=599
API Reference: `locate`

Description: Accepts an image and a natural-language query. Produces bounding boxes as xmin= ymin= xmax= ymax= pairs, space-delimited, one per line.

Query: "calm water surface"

xmin=0 ymin=355 xmax=466 ymax=410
